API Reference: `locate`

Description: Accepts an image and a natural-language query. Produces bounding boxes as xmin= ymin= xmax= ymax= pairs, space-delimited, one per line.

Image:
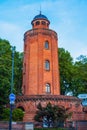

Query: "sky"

xmin=0 ymin=0 xmax=87 ymax=61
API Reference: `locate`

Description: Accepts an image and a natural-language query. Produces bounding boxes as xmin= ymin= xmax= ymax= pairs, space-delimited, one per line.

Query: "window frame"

xmin=46 ymin=83 xmax=51 ymax=93
xmin=44 ymin=41 xmax=49 ymax=49
xmin=41 ymin=21 xmax=46 ymax=25
xmin=36 ymin=21 xmax=40 ymax=25
xmin=45 ymin=60 xmax=50 ymax=70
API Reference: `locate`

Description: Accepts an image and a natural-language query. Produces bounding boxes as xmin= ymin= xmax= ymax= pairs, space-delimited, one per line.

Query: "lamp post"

xmin=9 ymin=46 xmax=16 ymax=130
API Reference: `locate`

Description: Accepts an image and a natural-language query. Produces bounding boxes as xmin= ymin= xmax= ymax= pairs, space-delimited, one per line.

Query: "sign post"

xmin=9 ymin=46 xmax=15 ymax=130
xmin=9 ymin=93 xmax=16 ymax=130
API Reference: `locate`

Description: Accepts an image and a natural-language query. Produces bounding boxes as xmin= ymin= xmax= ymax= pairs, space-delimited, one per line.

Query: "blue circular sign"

xmin=9 ymin=93 xmax=16 ymax=101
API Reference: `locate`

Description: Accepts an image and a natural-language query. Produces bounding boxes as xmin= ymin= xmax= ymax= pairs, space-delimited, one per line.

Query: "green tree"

xmin=14 ymin=52 xmax=23 ymax=95
xmin=58 ymin=48 xmax=74 ymax=95
xmin=0 ymin=38 xmax=23 ymax=120
xmin=72 ymin=55 xmax=87 ymax=96
xmin=34 ymin=102 xmax=71 ymax=127
xmin=58 ymin=48 xmax=87 ymax=96
xmin=0 ymin=38 xmax=12 ymax=119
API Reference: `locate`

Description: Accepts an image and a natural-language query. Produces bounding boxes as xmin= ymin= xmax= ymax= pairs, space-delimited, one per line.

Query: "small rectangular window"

xmin=45 ymin=41 xmax=49 ymax=49
xmin=45 ymin=60 xmax=50 ymax=70
xmin=46 ymin=83 xmax=51 ymax=93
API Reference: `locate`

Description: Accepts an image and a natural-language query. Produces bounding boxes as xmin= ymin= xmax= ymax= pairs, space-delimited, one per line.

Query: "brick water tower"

xmin=22 ymin=12 xmax=60 ymax=95
xmin=16 ymin=13 xmax=86 ymax=122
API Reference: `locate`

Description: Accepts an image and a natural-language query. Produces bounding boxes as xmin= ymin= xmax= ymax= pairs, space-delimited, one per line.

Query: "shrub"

xmin=2 ymin=108 xmax=24 ymax=121
xmin=12 ymin=108 xmax=24 ymax=121
xmin=2 ymin=108 xmax=10 ymax=121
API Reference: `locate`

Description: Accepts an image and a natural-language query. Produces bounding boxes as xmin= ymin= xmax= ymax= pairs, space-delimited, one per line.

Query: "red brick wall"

xmin=22 ymin=20 xmax=60 ymax=95
xmin=16 ymin=95 xmax=87 ymax=122
xmin=17 ymin=15 xmax=87 ymax=126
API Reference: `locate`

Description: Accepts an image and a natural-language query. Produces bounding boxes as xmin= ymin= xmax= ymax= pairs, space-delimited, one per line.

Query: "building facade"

xmin=16 ymin=13 xmax=87 ymax=122
xmin=22 ymin=12 xmax=60 ymax=95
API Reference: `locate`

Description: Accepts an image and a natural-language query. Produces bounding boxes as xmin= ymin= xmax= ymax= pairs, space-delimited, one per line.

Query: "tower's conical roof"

xmin=33 ymin=13 xmax=48 ymax=20
xmin=31 ymin=12 xmax=50 ymax=23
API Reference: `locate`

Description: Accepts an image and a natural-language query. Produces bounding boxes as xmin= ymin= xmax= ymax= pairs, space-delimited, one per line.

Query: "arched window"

xmin=36 ymin=21 xmax=40 ymax=25
xmin=47 ymin=23 xmax=49 ymax=27
xmin=46 ymin=83 xmax=51 ymax=93
xmin=45 ymin=60 xmax=50 ymax=70
xmin=45 ymin=41 xmax=49 ymax=49
xmin=41 ymin=21 xmax=46 ymax=25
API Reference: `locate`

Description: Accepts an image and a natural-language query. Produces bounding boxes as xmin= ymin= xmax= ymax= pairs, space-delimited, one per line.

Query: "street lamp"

xmin=9 ymin=46 xmax=16 ymax=130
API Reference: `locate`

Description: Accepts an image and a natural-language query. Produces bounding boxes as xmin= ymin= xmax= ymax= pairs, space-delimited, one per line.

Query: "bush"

xmin=12 ymin=108 xmax=24 ymax=121
xmin=2 ymin=108 xmax=24 ymax=121
xmin=2 ymin=108 xmax=10 ymax=121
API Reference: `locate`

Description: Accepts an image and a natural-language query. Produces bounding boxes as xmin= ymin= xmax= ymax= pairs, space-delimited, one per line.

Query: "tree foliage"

xmin=0 ymin=38 xmax=23 ymax=119
xmin=58 ymin=48 xmax=74 ymax=95
xmin=58 ymin=48 xmax=87 ymax=96
xmin=73 ymin=55 xmax=87 ymax=95
xmin=34 ymin=102 xmax=71 ymax=127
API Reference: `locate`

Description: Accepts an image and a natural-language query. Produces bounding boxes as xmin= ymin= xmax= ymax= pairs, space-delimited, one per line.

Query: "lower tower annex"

xmin=22 ymin=13 xmax=60 ymax=95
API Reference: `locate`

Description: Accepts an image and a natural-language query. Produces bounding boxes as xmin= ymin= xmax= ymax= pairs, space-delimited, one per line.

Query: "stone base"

xmin=16 ymin=95 xmax=87 ymax=122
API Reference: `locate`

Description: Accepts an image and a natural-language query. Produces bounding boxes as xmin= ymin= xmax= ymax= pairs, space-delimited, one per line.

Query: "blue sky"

xmin=0 ymin=0 xmax=87 ymax=60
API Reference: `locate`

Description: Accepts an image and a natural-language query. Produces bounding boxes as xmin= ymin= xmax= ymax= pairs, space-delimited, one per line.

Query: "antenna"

xmin=37 ymin=5 xmax=42 ymax=14
xmin=40 ymin=4 xmax=42 ymax=14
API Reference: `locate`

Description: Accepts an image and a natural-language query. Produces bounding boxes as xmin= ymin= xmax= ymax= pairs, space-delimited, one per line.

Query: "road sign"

xmin=78 ymin=94 xmax=87 ymax=99
xmin=9 ymin=93 xmax=16 ymax=101
xmin=81 ymin=99 xmax=87 ymax=106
